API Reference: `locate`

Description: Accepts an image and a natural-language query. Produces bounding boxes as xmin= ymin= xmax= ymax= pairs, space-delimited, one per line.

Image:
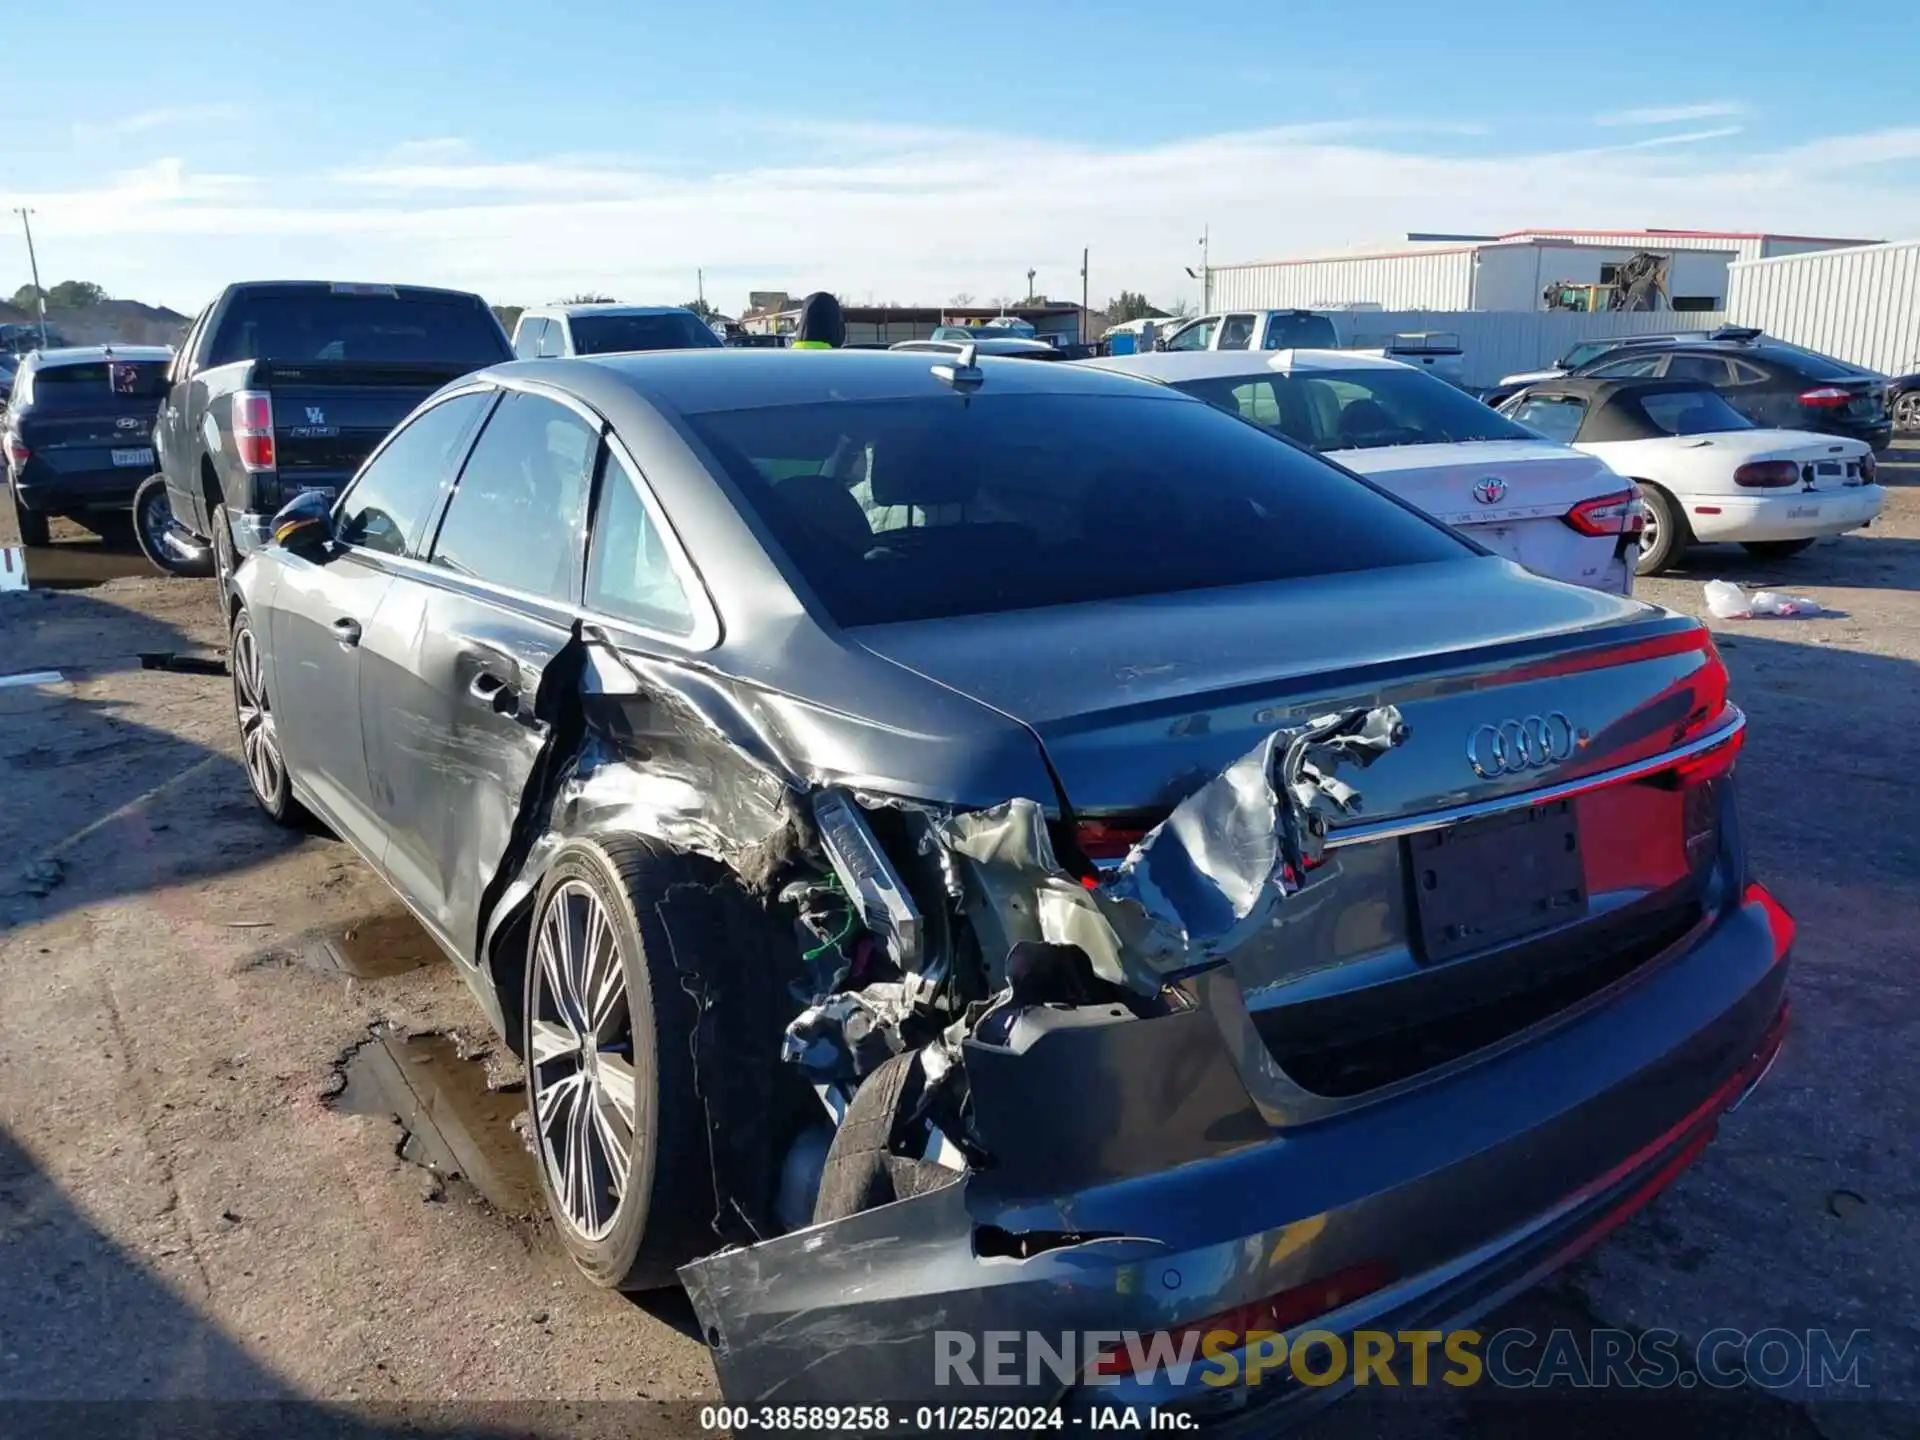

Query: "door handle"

xmin=330 ymin=617 xmax=363 ymax=647
xmin=469 ymin=669 xmax=519 ymax=715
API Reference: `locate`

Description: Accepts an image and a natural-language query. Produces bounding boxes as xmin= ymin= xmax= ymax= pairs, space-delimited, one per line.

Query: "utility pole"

xmin=1079 ymin=248 xmax=1089 ymax=345
xmin=1198 ymin=227 xmax=1210 ymax=312
xmin=696 ymin=267 xmax=705 ymax=309
xmin=13 ymin=208 xmax=48 ymax=348
xmin=1025 ymin=267 xmax=1036 ymax=304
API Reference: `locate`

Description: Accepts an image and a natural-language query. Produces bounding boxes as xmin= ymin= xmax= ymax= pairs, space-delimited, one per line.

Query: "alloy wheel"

xmin=232 ymin=621 xmax=284 ymax=804
xmin=1896 ymin=392 xmax=1920 ymax=433
xmin=1640 ymin=504 xmax=1661 ymax=558
xmin=528 ymin=880 xmax=638 ymax=1240
xmin=137 ymin=483 xmax=173 ymax=563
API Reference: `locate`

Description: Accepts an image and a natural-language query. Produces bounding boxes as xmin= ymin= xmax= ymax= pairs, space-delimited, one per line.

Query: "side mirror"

xmin=269 ymin=490 xmax=336 ymax=558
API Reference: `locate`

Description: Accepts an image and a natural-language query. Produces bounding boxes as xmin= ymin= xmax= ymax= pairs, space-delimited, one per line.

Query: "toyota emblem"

xmin=1472 ymin=476 xmax=1508 ymax=505
xmin=1467 ymin=713 xmax=1578 ymax=778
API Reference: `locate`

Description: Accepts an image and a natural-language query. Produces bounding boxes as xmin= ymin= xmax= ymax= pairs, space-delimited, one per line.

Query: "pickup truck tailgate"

xmin=260 ymin=359 xmax=477 ymax=484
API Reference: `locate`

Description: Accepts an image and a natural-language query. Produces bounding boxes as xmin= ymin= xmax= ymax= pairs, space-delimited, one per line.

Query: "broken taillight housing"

xmin=1074 ymin=818 xmax=1156 ymax=863
xmin=1093 ymin=1261 xmax=1397 ymax=1379
xmin=1563 ymin=487 xmax=1644 ymax=537
xmin=232 ymin=390 xmax=276 ymax=472
xmin=3 ymin=431 xmax=26 ymax=467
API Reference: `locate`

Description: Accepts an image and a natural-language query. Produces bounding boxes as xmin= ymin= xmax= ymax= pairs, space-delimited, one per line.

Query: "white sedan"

xmin=1500 ymin=377 xmax=1884 ymax=575
xmin=1081 ymin=349 xmax=1640 ymax=594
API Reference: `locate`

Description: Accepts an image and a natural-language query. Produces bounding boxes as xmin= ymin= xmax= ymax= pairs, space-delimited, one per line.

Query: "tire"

xmin=1635 ymin=484 xmax=1689 ymax=576
xmin=1894 ymin=390 xmax=1920 ymax=435
xmin=230 ymin=607 xmax=307 ymax=828
xmin=12 ymin=485 xmax=50 ymax=547
xmin=1742 ymin=538 xmax=1818 ymax=561
xmin=132 ymin=475 xmax=214 ymax=577
xmin=211 ymin=502 xmax=238 ymax=617
xmin=523 ymin=837 xmax=776 ymax=1290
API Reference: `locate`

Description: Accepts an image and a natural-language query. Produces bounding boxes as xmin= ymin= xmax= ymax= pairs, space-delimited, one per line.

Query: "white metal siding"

xmin=1468 ymin=246 xmax=1543 ymax=311
xmin=1504 ymin=231 xmax=1773 ymax=262
xmin=1726 ymin=239 xmax=1920 ymax=375
xmin=1324 ymin=310 xmax=1729 ymax=387
xmin=1213 ymin=249 xmax=1475 ymax=311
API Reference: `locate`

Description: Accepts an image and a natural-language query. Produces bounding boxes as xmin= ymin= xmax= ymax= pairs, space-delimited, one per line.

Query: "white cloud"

xmin=9 ymin=120 xmax=1918 ymax=313
xmin=1595 ymin=101 xmax=1747 ymax=127
xmin=73 ymin=104 xmax=246 ymax=142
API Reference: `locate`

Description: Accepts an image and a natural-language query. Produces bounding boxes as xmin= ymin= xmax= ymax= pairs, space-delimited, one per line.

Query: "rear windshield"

xmin=683 ymin=393 xmax=1467 ymax=627
xmin=206 ymin=293 xmax=508 ymax=366
xmin=1508 ymin=394 xmax=1586 ymax=444
xmin=27 ymin=361 xmax=169 ymax=407
xmin=568 ymin=313 xmax=723 ymax=355
xmin=1170 ymin=367 xmax=1537 ymax=452
xmin=1759 ymin=343 xmax=1870 ymax=380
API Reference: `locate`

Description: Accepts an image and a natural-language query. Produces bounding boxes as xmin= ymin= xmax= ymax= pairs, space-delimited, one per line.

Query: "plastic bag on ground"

xmin=1704 ymin=579 xmax=1752 ymax=619
xmin=1750 ymin=591 xmax=1822 ymax=618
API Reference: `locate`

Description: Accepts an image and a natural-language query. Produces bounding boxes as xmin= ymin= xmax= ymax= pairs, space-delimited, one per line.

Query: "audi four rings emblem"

xmin=1467 ymin=713 xmax=1579 ymax=778
xmin=1472 ymin=476 xmax=1508 ymax=505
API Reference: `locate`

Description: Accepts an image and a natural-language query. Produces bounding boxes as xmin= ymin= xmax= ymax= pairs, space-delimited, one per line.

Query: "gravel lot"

xmin=2 ymin=452 xmax=1915 ymax=1437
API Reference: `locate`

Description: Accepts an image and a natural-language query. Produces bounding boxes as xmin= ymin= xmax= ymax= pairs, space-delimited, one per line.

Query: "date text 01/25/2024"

xmin=698 ymin=1405 xmax=1193 ymax=1432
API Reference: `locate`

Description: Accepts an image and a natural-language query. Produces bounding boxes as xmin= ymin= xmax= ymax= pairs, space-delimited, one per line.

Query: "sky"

xmin=6 ymin=0 xmax=1919 ymax=318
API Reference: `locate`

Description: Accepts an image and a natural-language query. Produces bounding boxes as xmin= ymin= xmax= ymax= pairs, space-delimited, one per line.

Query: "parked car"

xmin=1886 ymin=366 xmax=1920 ymax=435
xmin=1500 ymin=377 xmax=1884 ymax=575
xmin=932 ymin=319 xmax=1036 ymax=341
xmin=510 ymin=304 xmax=724 ymax=359
xmin=890 ymin=337 xmax=1065 ymax=360
xmin=1482 ymin=328 xmax=1725 ymax=407
xmin=2 ymin=345 xmax=173 ymax=547
xmin=142 ymin=280 xmax=512 ymax=583
xmin=1567 ymin=333 xmax=1893 ymax=452
xmin=1084 ymin=350 xmax=1641 ymax=594
xmin=0 ymin=352 xmax=17 ymax=404
xmin=1159 ymin=310 xmax=1469 ymax=387
xmin=229 ymin=348 xmax=1786 ymax=1423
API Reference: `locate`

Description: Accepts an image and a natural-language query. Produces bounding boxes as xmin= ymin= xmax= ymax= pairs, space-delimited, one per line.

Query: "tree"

xmin=47 ymin=280 xmax=108 ymax=309
xmin=491 ymin=304 xmax=523 ymax=336
xmin=947 ymin=292 xmax=975 ymax=306
xmin=560 ymin=292 xmax=615 ymax=304
xmin=1105 ymin=290 xmax=1177 ymax=324
xmin=9 ymin=284 xmax=43 ymax=311
xmin=680 ymin=298 xmax=719 ymax=321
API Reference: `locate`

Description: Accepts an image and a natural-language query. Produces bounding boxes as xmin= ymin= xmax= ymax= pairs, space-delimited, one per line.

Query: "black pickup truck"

xmin=142 ymin=281 xmax=511 ymax=582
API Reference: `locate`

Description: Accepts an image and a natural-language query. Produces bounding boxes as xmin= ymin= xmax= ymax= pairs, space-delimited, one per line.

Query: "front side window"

xmin=1163 ymin=318 xmax=1217 ymax=351
xmin=1508 ymin=395 xmax=1587 ymax=445
xmin=337 ymin=390 xmax=493 ymax=556
xmin=430 ymin=390 xmax=596 ymax=601
xmin=1173 ymin=367 xmax=1539 ymax=452
xmin=585 ymin=449 xmax=696 ymax=635
xmin=683 ymin=392 xmax=1467 ymax=628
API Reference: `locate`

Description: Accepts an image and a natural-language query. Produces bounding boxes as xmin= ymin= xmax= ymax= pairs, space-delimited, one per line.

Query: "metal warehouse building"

xmin=1726 ymin=239 xmax=1920 ymax=377
xmin=1212 ymin=229 xmax=1873 ymax=314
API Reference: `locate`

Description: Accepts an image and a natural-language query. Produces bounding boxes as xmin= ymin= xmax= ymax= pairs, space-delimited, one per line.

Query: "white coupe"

xmin=1501 ymin=377 xmax=1884 ymax=575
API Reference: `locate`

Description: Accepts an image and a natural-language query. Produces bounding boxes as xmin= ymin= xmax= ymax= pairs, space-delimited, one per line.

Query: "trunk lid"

xmin=1670 ymin=428 xmax=1873 ymax=492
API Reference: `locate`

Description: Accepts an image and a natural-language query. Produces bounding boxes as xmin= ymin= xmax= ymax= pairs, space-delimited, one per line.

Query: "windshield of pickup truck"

xmin=205 ymin=294 xmax=508 ymax=367
xmin=1170 ymin=366 xmax=1537 ymax=452
xmin=567 ymin=312 xmax=724 ymax=355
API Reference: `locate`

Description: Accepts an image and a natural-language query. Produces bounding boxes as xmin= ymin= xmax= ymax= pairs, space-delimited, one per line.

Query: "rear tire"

xmin=211 ymin=502 xmax=238 ymax=617
xmin=132 ymin=475 xmax=213 ymax=577
xmin=524 ymin=837 xmax=786 ymax=1290
xmin=1894 ymin=390 xmax=1920 ymax=435
xmin=1635 ymin=484 xmax=1689 ymax=576
xmin=12 ymin=488 xmax=50 ymax=547
xmin=809 ymin=1051 xmax=961 ymax=1224
xmin=1741 ymin=538 xmax=1817 ymax=561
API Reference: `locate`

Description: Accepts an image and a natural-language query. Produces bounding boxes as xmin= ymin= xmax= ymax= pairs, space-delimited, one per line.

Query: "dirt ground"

xmin=2 ymin=453 xmax=1916 ymax=1437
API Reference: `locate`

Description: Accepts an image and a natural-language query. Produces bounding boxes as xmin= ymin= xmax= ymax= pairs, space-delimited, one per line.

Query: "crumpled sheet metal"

xmin=937 ymin=705 xmax=1409 ymax=990
xmin=783 ymin=981 xmax=917 ymax=1082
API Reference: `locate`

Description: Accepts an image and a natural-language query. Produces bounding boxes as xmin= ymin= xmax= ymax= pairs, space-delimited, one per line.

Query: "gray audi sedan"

xmin=230 ymin=348 xmax=1789 ymax=1429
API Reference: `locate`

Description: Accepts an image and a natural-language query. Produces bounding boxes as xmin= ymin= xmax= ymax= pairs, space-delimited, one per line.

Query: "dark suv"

xmin=1571 ymin=336 xmax=1892 ymax=451
xmin=3 ymin=345 xmax=172 ymax=546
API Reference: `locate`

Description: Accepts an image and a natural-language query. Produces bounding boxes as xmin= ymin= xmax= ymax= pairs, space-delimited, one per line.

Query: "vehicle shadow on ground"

xmin=0 ymin=589 xmax=310 ymax=933
xmin=1653 ymin=534 xmax=1920 ymax=595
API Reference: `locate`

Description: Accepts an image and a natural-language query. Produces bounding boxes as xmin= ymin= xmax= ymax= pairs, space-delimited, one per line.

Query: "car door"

xmin=267 ymin=388 xmax=494 ymax=862
xmin=1164 ymin=317 xmax=1219 ymax=351
xmin=362 ymin=385 xmax=596 ymax=965
xmin=157 ymin=306 xmax=211 ymax=519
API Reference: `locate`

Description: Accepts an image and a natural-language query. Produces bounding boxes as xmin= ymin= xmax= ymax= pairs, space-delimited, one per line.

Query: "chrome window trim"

xmin=337 ymin=375 xmax=723 ymax=655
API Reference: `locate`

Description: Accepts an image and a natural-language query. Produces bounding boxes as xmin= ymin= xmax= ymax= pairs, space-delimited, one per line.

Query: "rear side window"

xmin=1262 ymin=313 xmax=1338 ymax=349
xmin=1508 ymin=395 xmax=1586 ymax=444
xmin=1664 ymin=355 xmax=1733 ymax=385
xmin=684 ymin=392 xmax=1467 ymax=627
xmin=26 ymin=361 xmax=169 ymax=407
xmin=338 ymin=390 xmax=493 ymax=556
xmin=430 ymin=390 xmax=595 ymax=602
xmin=1639 ymin=390 xmax=1751 ymax=436
xmin=585 ymin=450 xmax=696 ymax=635
xmin=1173 ymin=367 xmax=1537 ymax=452
xmin=1585 ymin=354 xmax=1665 ymax=379
xmin=567 ymin=313 xmax=724 ymax=355
xmin=207 ymin=293 xmax=509 ymax=366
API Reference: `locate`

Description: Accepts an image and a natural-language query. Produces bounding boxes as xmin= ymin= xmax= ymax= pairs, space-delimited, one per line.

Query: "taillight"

xmin=1564 ymin=487 xmax=1643 ymax=537
xmin=1663 ymin=723 xmax=1744 ymax=788
xmin=1797 ymin=386 xmax=1851 ymax=409
xmin=1733 ymin=460 xmax=1801 ymax=488
xmin=1074 ymin=818 xmax=1155 ymax=862
xmin=1093 ymin=1262 xmax=1396 ymax=1379
xmin=232 ymin=390 xmax=275 ymax=471
xmin=3 ymin=431 xmax=26 ymax=467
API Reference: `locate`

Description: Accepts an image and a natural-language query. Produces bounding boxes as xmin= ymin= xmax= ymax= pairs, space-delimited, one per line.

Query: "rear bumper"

xmin=1684 ymin=485 xmax=1884 ymax=543
xmin=15 ymin=458 xmax=148 ymax=512
xmin=683 ymin=888 xmax=1791 ymax=1425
